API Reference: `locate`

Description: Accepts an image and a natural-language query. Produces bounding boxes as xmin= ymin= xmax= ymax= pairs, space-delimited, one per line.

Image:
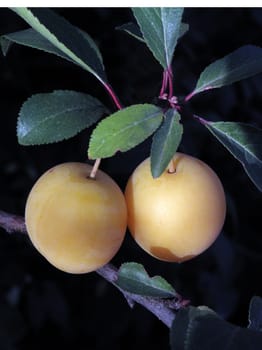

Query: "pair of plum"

xmin=25 ymin=153 xmax=226 ymax=274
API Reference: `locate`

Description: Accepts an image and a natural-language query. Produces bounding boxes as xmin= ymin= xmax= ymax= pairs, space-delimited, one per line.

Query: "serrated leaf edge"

xmin=206 ymin=121 xmax=262 ymax=165
xmin=88 ymin=104 xmax=163 ymax=159
xmin=17 ymin=90 xmax=107 ymax=145
xmin=11 ymin=7 xmax=106 ymax=83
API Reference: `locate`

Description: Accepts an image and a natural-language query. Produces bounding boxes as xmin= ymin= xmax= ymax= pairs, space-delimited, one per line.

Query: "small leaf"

xmin=88 ymin=104 xmax=163 ymax=159
xmin=151 ymin=109 xmax=183 ymax=178
xmin=116 ymin=22 xmax=145 ymax=42
xmin=17 ymin=90 xmax=108 ymax=145
xmin=248 ymin=296 xmax=262 ymax=332
xmin=203 ymin=120 xmax=262 ymax=192
xmin=1 ymin=27 xmax=103 ymax=67
xmin=116 ymin=262 xmax=177 ymax=298
xmin=117 ymin=21 xmax=189 ymax=44
xmin=170 ymin=306 xmax=262 ymax=350
xmin=193 ymin=45 xmax=262 ymax=95
xmin=11 ymin=8 xmax=106 ymax=83
xmin=132 ymin=8 xmax=184 ymax=69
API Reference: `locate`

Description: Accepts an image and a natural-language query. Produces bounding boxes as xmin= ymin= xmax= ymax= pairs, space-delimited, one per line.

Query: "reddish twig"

xmin=0 ymin=209 xmax=192 ymax=328
xmin=0 ymin=210 xmax=26 ymax=233
xmin=102 ymin=82 xmax=123 ymax=110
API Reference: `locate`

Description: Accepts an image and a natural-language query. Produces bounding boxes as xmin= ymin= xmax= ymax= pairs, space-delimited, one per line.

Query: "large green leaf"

xmin=17 ymin=90 xmax=108 ymax=145
xmin=11 ymin=8 xmax=106 ymax=83
xmin=117 ymin=21 xmax=189 ymax=44
xmin=203 ymin=120 xmax=262 ymax=191
xmin=192 ymin=45 xmax=262 ymax=95
xmin=88 ymin=104 xmax=163 ymax=159
xmin=248 ymin=296 xmax=262 ymax=332
xmin=1 ymin=27 xmax=103 ymax=67
xmin=150 ymin=109 xmax=183 ymax=178
xmin=170 ymin=306 xmax=262 ymax=350
xmin=116 ymin=262 xmax=177 ymax=298
xmin=132 ymin=8 xmax=184 ymax=69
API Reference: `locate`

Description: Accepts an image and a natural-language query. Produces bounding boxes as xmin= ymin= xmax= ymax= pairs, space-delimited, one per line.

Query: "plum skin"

xmin=125 ymin=153 xmax=226 ymax=262
xmin=25 ymin=162 xmax=127 ymax=273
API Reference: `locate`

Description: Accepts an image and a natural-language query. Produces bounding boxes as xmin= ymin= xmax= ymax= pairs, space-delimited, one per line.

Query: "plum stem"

xmin=89 ymin=158 xmax=101 ymax=179
xmin=0 ymin=209 xmax=190 ymax=328
xmin=168 ymin=158 xmax=176 ymax=174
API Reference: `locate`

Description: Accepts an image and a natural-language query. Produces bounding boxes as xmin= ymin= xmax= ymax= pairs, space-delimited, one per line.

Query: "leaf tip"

xmin=151 ymin=165 xmax=162 ymax=179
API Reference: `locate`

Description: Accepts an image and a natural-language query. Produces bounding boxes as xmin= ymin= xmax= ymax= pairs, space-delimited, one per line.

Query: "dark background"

xmin=0 ymin=7 xmax=262 ymax=350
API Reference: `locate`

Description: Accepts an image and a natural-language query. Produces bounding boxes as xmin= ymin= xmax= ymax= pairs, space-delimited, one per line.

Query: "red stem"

xmin=160 ymin=69 xmax=168 ymax=97
xmin=102 ymin=82 xmax=122 ymax=110
xmin=159 ymin=66 xmax=174 ymax=102
xmin=167 ymin=66 xmax=173 ymax=99
xmin=193 ymin=114 xmax=209 ymax=125
xmin=185 ymin=86 xmax=213 ymax=102
xmin=184 ymin=91 xmax=195 ymax=102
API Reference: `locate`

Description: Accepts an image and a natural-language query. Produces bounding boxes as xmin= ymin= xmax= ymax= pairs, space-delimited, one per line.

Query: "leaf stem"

xmin=159 ymin=66 xmax=174 ymax=100
xmin=159 ymin=69 xmax=169 ymax=97
xmin=167 ymin=66 xmax=174 ymax=99
xmin=193 ymin=114 xmax=208 ymax=125
xmin=102 ymin=82 xmax=123 ymax=110
xmin=0 ymin=210 xmax=191 ymax=328
xmin=184 ymin=91 xmax=195 ymax=102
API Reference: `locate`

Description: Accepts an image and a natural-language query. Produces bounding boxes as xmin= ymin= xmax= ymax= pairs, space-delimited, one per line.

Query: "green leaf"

xmin=132 ymin=8 xmax=184 ymax=69
xmin=150 ymin=109 xmax=183 ymax=178
xmin=203 ymin=120 xmax=262 ymax=192
xmin=17 ymin=90 xmax=108 ymax=145
xmin=88 ymin=104 xmax=163 ymax=159
xmin=1 ymin=27 xmax=103 ymax=68
xmin=193 ymin=45 xmax=262 ymax=95
xmin=1 ymin=28 xmax=62 ymax=56
xmin=117 ymin=21 xmax=188 ymax=44
xmin=116 ymin=262 xmax=177 ymax=298
xmin=170 ymin=306 xmax=262 ymax=350
xmin=10 ymin=8 xmax=106 ymax=83
xmin=248 ymin=296 xmax=262 ymax=332
xmin=116 ymin=22 xmax=145 ymax=42
xmin=178 ymin=22 xmax=189 ymax=39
